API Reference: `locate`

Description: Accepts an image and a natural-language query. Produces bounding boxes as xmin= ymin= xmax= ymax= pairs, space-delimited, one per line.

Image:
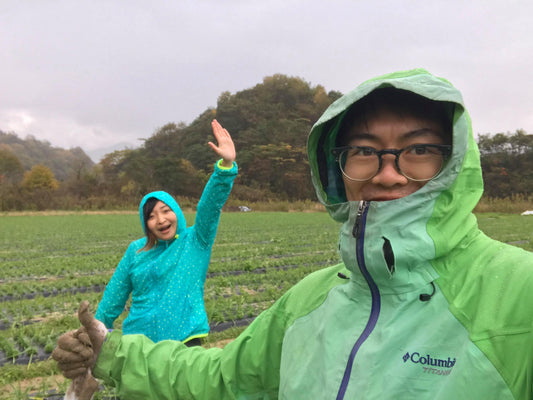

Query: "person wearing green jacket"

xmin=53 ymin=69 xmax=533 ymax=400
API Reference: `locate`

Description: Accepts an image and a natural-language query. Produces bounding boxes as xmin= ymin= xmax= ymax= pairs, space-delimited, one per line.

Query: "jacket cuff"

xmin=215 ymin=159 xmax=238 ymax=174
xmin=93 ymin=330 xmax=123 ymax=385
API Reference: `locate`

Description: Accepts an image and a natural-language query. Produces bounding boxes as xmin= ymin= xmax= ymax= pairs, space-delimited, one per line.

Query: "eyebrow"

xmin=349 ymin=128 xmax=445 ymax=142
xmin=403 ymin=128 xmax=445 ymax=139
xmin=151 ymin=204 xmax=171 ymax=213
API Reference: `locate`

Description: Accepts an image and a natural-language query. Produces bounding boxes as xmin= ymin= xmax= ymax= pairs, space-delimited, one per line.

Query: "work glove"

xmin=52 ymin=301 xmax=107 ymax=400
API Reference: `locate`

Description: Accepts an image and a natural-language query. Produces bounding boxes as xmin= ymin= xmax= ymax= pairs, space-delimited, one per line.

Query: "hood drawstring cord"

xmin=419 ymin=281 xmax=436 ymax=302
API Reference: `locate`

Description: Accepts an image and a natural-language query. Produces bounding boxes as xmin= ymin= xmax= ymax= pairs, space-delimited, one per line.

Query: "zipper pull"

xmin=352 ymin=201 xmax=369 ymax=239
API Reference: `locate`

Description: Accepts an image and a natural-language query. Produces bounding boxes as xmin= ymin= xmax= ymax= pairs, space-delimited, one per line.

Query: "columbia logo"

xmin=402 ymin=352 xmax=456 ymax=369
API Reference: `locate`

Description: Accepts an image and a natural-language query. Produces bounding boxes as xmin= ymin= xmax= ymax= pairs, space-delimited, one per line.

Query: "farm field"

xmin=0 ymin=211 xmax=531 ymax=399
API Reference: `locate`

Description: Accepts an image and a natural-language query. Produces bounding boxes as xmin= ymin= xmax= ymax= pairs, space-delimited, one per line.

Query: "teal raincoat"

xmin=95 ymin=160 xmax=237 ymax=343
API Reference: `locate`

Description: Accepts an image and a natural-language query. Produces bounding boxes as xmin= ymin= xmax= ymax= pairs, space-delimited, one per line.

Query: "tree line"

xmin=477 ymin=129 xmax=532 ymax=198
xmin=1 ymin=74 xmax=531 ymax=211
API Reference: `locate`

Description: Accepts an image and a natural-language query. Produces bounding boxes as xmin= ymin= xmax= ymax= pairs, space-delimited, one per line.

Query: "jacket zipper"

xmin=336 ymin=201 xmax=382 ymax=400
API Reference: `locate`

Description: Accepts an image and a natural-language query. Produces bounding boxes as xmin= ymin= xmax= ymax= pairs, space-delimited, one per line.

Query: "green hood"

xmin=307 ymin=68 xmax=483 ymax=287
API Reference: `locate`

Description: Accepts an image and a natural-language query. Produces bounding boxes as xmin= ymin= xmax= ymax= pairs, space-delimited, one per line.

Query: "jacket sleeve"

xmin=94 ymin=245 xmax=134 ymax=329
xmin=194 ymin=160 xmax=238 ymax=248
xmin=92 ymin=264 xmax=345 ymax=399
xmin=93 ymin=291 xmax=288 ymax=399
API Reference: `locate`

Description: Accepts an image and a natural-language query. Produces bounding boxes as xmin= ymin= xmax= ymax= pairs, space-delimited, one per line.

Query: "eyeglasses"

xmin=331 ymin=144 xmax=452 ymax=182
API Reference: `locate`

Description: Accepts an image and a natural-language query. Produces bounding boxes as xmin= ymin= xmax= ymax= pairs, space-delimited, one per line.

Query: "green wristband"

xmin=217 ymin=159 xmax=234 ymax=170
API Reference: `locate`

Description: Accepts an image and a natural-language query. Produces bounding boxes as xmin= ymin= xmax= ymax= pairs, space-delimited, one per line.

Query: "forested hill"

xmin=1 ymin=75 xmax=343 ymax=209
xmin=100 ymin=73 xmax=531 ymax=201
xmin=0 ymin=131 xmax=94 ymax=181
xmin=1 ymin=74 xmax=530 ymax=211
xmin=98 ymin=74 xmax=343 ymax=201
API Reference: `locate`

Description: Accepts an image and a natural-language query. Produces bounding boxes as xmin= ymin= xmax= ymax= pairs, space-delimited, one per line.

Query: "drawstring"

xmin=419 ymin=282 xmax=436 ymax=302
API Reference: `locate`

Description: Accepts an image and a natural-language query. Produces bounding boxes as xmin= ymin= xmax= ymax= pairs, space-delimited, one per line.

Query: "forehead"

xmin=152 ymin=201 xmax=170 ymax=210
xmin=348 ymin=110 xmax=447 ymax=143
xmin=337 ymin=89 xmax=452 ymax=146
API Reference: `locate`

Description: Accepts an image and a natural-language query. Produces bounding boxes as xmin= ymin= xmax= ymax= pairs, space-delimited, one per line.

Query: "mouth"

xmin=367 ymin=196 xmax=402 ymax=202
xmin=158 ymin=224 xmax=172 ymax=233
xmin=364 ymin=189 xmax=417 ymax=202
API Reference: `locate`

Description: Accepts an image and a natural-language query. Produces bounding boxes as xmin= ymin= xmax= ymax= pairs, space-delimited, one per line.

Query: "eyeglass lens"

xmin=338 ymin=145 xmax=446 ymax=181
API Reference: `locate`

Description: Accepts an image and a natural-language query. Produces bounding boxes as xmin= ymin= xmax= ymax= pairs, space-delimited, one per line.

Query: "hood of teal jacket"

xmin=138 ymin=191 xmax=187 ymax=238
xmin=307 ymin=68 xmax=483 ymax=288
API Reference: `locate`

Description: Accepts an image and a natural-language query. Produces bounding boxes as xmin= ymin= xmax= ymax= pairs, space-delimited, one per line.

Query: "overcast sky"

xmin=1 ymin=0 xmax=532 ymax=162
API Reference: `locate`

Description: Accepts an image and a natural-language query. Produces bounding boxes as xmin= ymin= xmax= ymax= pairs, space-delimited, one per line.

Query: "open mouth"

xmin=158 ymin=224 xmax=172 ymax=233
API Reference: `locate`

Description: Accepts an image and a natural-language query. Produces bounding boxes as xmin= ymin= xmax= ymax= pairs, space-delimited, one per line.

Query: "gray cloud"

xmin=1 ymin=0 xmax=532 ymax=162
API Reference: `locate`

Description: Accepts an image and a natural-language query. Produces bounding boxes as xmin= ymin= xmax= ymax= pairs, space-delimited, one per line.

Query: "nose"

xmin=371 ymin=155 xmax=408 ymax=186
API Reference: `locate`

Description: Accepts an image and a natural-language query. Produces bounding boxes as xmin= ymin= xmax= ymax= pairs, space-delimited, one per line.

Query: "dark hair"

xmin=140 ymin=197 xmax=160 ymax=252
xmin=336 ymin=87 xmax=453 ymax=147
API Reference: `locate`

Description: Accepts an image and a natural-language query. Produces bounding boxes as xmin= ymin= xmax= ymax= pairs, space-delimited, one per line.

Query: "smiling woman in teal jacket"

xmin=94 ymin=119 xmax=238 ymax=344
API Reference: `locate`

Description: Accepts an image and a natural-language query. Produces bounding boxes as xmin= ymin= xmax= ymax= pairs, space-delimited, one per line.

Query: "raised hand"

xmin=208 ymin=119 xmax=236 ymax=168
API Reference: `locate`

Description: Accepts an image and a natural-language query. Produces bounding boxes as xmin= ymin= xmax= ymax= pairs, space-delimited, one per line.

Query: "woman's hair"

xmin=140 ymin=197 xmax=160 ymax=252
xmin=336 ymin=87 xmax=453 ymax=147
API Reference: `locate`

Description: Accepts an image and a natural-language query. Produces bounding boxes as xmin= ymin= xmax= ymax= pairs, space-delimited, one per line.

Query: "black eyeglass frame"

xmin=331 ymin=144 xmax=452 ymax=182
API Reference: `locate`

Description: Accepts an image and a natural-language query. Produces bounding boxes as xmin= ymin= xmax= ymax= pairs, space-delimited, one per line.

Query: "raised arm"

xmin=94 ymin=246 xmax=134 ymax=328
xmin=194 ymin=120 xmax=238 ymax=248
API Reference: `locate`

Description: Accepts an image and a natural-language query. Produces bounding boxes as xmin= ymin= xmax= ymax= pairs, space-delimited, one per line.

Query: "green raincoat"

xmin=93 ymin=69 xmax=533 ymax=399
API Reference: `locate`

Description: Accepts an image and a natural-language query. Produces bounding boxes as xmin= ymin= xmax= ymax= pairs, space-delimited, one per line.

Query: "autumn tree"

xmin=0 ymin=148 xmax=24 ymax=184
xmin=0 ymin=148 xmax=25 ymax=210
xmin=21 ymin=164 xmax=59 ymax=209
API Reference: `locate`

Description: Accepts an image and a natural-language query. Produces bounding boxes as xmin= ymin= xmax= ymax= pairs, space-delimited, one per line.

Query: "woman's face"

xmin=146 ymin=201 xmax=178 ymax=241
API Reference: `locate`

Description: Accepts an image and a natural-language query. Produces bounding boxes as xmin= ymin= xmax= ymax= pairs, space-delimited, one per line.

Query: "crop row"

xmin=0 ymin=261 xmax=329 ymax=328
xmin=0 ymin=212 xmax=341 ymax=376
xmin=1 ymin=238 xmax=336 ymax=282
xmin=0 ymin=314 xmax=258 ymax=368
xmin=0 ymin=249 xmax=336 ymax=300
xmin=0 ymin=263 xmax=332 ymax=366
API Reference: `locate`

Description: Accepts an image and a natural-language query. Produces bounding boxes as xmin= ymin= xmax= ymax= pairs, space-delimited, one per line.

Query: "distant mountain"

xmin=0 ymin=131 xmax=94 ymax=181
